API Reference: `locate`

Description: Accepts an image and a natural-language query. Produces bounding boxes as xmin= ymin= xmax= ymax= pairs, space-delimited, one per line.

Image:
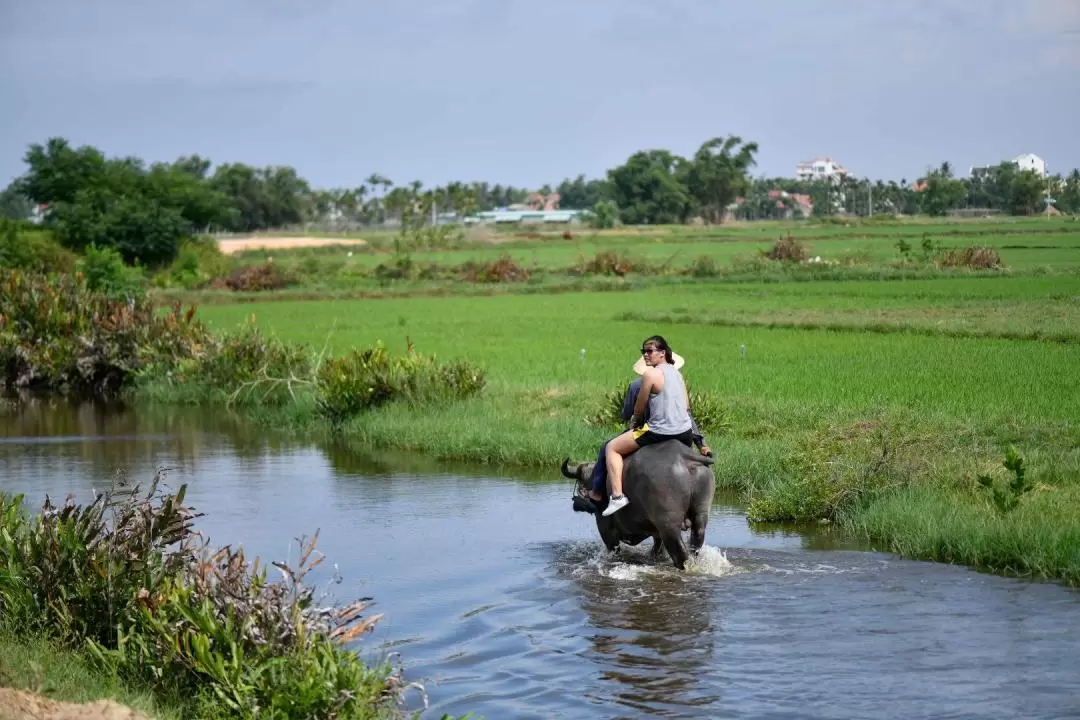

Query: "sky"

xmin=2 ymin=0 xmax=1078 ymax=190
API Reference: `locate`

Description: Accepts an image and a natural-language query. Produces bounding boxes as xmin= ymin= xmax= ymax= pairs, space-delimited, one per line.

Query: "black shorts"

xmin=633 ymin=428 xmax=695 ymax=448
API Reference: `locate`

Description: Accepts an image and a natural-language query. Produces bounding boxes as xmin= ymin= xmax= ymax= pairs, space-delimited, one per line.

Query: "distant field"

xmin=221 ymin=219 xmax=1080 ymax=276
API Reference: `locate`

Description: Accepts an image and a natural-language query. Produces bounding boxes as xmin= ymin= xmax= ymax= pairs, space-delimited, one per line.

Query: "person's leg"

xmin=602 ymin=430 xmax=639 ymax=516
xmin=589 ymin=441 xmax=609 ymax=501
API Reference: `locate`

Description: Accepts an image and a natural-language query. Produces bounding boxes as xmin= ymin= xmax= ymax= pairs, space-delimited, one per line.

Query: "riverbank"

xmin=0 ymin=476 xmax=414 ymax=720
xmin=0 ymin=632 xmax=173 ymax=720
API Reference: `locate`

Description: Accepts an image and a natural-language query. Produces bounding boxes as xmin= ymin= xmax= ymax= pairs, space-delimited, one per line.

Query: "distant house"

xmin=463 ymin=209 xmax=585 ymax=225
xmin=795 ymin=156 xmax=849 ymax=183
xmin=1012 ymin=153 xmax=1047 ymax=177
xmin=526 ymin=192 xmax=561 ymax=211
xmin=970 ymin=153 xmax=1047 ymax=178
xmin=728 ymin=190 xmax=813 ymax=220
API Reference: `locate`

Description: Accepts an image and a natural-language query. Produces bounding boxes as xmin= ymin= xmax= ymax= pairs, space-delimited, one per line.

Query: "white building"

xmin=1012 ymin=153 xmax=1046 ymax=177
xmin=795 ymin=156 xmax=849 ymax=183
xmin=971 ymin=153 xmax=1047 ymax=179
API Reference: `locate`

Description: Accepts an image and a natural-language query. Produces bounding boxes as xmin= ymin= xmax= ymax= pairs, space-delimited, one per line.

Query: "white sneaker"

xmin=602 ymin=494 xmax=629 ymax=516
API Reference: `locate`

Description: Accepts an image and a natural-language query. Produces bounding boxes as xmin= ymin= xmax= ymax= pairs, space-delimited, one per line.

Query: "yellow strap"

xmin=632 ymin=423 xmax=650 ymax=440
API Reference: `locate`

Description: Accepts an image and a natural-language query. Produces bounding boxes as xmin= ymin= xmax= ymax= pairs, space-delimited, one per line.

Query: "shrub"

xmin=0 ymin=473 xmax=401 ymax=718
xmin=686 ymin=255 xmax=720 ymax=277
xmin=458 ymin=255 xmax=530 ymax=283
xmin=165 ymin=321 xmax=314 ymax=407
xmin=155 ymin=237 xmax=233 ymax=290
xmin=316 ymin=342 xmax=485 ymax=422
xmin=0 ymin=218 xmax=77 ymax=274
xmin=76 ymin=243 xmax=145 ymax=301
xmin=587 ymin=200 xmax=619 ymax=229
xmin=575 ymin=251 xmax=642 ymax=277
xmin=762 ymin=233 xmax=809 ymax=262
xmin=936 ymin=245 xmax=1003 ymax=269
xmin=0 ymin=269 xmax=209 ymax=397
xmin=216 ymin=261 xmax=295 ymax=291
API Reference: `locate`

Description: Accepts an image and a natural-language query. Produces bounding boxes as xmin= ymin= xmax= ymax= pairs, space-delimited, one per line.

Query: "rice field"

xmin=191 ymin=219 xmax=1080 ymax=584
xmin=224 ymin=218 xmax=1080 ymax=279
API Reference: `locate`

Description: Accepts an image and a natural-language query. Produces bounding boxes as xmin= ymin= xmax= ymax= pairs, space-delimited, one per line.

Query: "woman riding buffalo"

xmin=601 ymin=335 xmax=696 ymax=517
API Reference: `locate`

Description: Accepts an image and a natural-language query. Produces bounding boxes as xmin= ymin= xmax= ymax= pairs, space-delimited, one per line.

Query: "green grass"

xmin=187 ymin=219 xmax=1080 ymax=302
xmin=187 ymin=262 xmax=1080 ymax=585
xmin=227 ymin=229 xmax=1080 ymax=274
xmin=0 ymin=630 xmax=184 ymax=719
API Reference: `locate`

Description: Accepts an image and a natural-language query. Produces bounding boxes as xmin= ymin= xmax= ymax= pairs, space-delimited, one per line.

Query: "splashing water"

xmin=685 ymin=545 xmax=738 ymax=577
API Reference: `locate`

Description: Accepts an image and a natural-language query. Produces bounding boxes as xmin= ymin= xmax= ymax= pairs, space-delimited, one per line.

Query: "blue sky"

xmin=2 ymin=0 xmax=1077 ymax=189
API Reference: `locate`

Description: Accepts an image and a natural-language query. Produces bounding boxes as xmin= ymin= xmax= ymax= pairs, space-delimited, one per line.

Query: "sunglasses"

xmin=641 ymin=347 xmax=662 ymax=355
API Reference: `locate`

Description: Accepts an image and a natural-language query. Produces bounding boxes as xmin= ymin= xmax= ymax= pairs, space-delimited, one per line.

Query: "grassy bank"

xmin=185 ymin=271 xmax=1080 ymax=586
xmin=0 ymin=631 xmax=182 ymax=719
xmin=0 ymin=477 xmax=419 ymax=720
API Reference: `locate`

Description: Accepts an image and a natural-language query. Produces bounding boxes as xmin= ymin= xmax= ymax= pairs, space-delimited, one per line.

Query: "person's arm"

xmin=630 ymin=370 xmax=656 ymax=427
xmin=621 ymin=379 xmax=642 ymax=422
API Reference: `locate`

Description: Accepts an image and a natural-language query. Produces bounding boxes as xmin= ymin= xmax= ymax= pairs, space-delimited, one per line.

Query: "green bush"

xmin=686 ymin=255 xmax=720 ymax=277
xmin=0 ymin=269 xmax=209 ymax=397
xmin=0 ymin=474 xmax=401 ymax=719
xmin=316 ymin=342 xmax=485 ymax=422
xmin=587 ymin=200 xmax=619 ymax=229
xmin=77 ymin=243 xmax=145 ymax=300
xmin=215 ymin=261 xmax=295 ymax=291
xmin=167 ymin=321 xmax=313 ymax=407
xmin=0 ymin=218 xmax=77 ymax=274
xmin=154 ymin=237 xmax=234 ymax=290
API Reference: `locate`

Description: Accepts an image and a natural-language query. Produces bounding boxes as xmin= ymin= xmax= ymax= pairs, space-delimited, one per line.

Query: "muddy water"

xmin=2 ymin=401 xmax=1079 ymax=719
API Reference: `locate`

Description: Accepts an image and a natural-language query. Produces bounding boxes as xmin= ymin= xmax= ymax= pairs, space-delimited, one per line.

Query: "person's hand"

xmin=699 ymin=445 xmax=712 ymax=457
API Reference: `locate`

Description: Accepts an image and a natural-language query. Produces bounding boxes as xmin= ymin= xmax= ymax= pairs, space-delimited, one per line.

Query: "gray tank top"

xmin=646 ymin=364 xmax=692 ymax=435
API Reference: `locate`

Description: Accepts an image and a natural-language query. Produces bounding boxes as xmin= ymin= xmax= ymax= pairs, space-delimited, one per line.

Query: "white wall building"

xmin=795 ymin=156 xmax=849 ymax=183
xmin=971 ymin=153 xmax=1047 ymax=178
xmin=1012 ymin=153 xmax=1046 ymax=177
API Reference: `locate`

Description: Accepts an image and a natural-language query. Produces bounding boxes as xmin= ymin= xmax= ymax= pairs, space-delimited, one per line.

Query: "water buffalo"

xmin=562 ymin=440 xmax=716 ymax=569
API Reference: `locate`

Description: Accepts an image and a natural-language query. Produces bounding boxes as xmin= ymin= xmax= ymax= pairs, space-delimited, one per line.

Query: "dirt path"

xmin=0 ymin=689 xmax=150 ymax=720
xmin=216 ymin=235 xmax=367 ymax=255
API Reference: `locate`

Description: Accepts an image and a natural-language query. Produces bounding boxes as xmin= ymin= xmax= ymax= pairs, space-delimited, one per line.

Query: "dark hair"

xmin=642 ymin=335 xmax=674 ymax=365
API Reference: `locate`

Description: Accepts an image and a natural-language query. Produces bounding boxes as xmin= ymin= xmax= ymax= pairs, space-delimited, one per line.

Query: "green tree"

xmin=607 ymin=150 xmax=692 ymax=225
xmin=685 ymin=136 xmax=759 ymax=223
xmin=17 ymin=138 xmax=222 ymax=265
xmin=1058 ymin=170 xmax=1080 ymax=214
xmin=1007 ymin=169 xmax=1047 ymax=215
xmin=0 ymin=181 xmax=33 ymax=221
xmin=919 ymin=162 xmax=966 ymax=217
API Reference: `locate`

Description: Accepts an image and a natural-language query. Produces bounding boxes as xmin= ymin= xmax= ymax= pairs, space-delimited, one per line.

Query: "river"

xmin=1 ymin=400 xmax=1078 ymax=719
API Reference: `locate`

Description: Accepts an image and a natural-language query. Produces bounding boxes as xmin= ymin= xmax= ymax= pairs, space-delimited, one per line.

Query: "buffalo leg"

xmin=689 ymin=511 xmax=709 ymax=554
xmin=660 ymin=528 xmax=689 ymax=570
xmin=650 ymin=535 xmax=665 ymax=558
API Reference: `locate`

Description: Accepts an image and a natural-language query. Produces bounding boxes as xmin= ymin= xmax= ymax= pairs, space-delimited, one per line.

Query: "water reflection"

xmin=551 ymin=542 xmax=724 ymax=715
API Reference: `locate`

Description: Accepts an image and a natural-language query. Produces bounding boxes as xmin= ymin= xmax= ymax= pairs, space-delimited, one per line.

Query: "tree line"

xmin=1 ymin=136 xmax=1077 ymax=266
